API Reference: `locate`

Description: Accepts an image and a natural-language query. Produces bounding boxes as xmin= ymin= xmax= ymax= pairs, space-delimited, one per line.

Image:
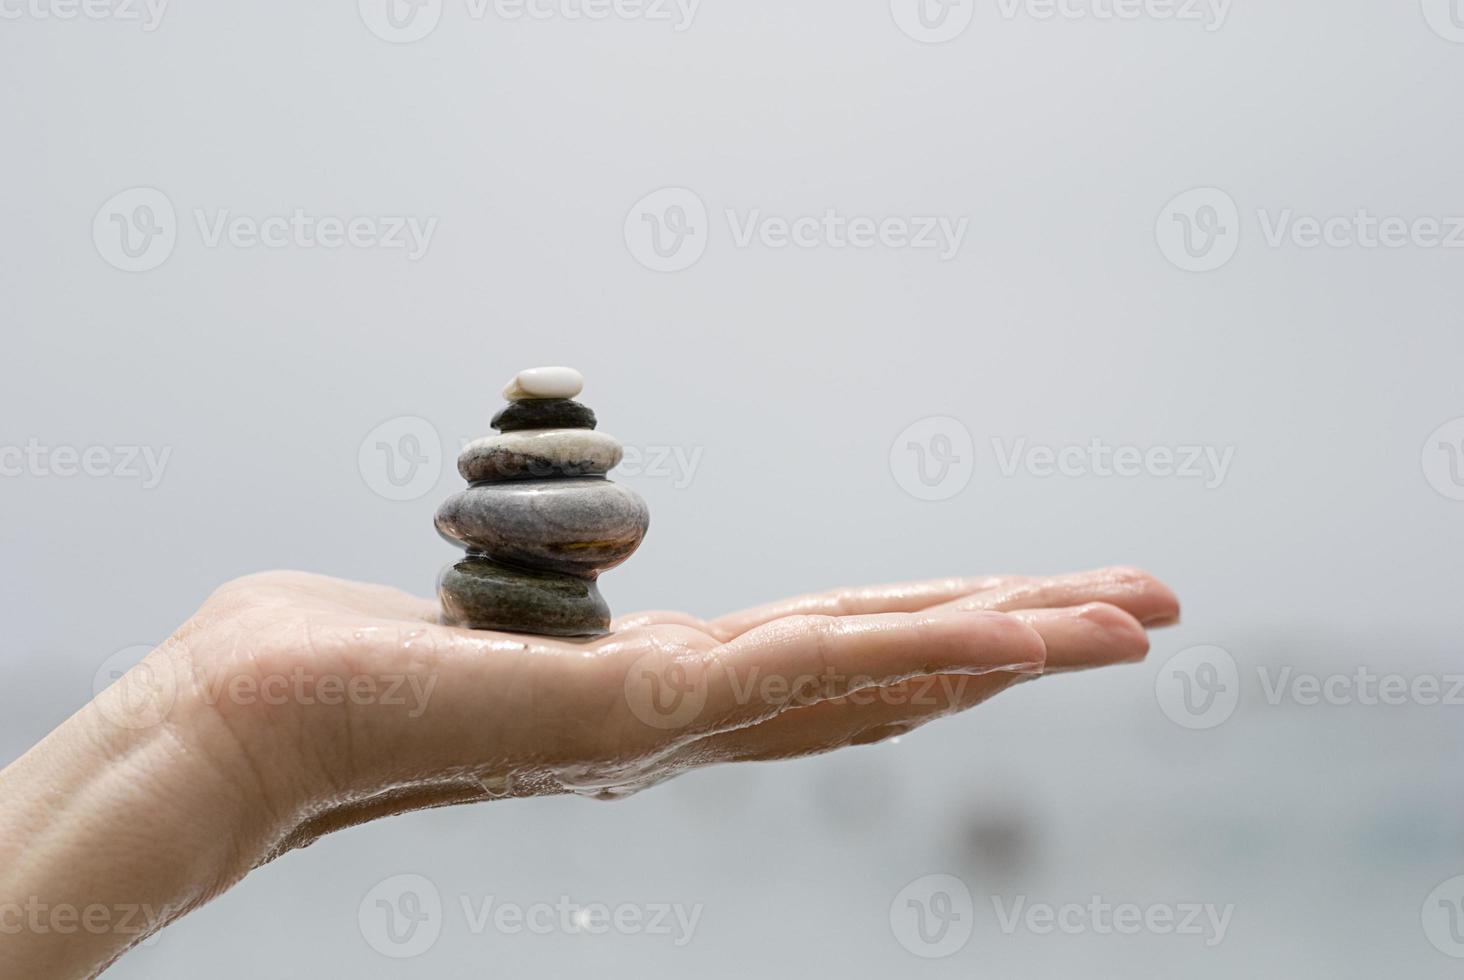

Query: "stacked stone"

xmin=435 ymin=367 xmax=649 ymax=637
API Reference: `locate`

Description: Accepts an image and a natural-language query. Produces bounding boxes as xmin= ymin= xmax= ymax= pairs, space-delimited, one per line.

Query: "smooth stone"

xmin=435 ymin=478 xmax=649 ymax=576
xmin=502 ymin=366 xmax=584 ymax=402
xmin=439 ymin=557 xmax=609 ymax=636
xmin=458 ymin=430 xmax=623 ymax=483
xmin=491 ymin=398 xmax=594 ymax=430
xmin=491 ymin=398 xmax=597 ymax=433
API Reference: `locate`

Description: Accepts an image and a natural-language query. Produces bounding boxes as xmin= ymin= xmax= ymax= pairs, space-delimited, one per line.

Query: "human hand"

xmin=0 ymin=565 xmax=1177 ymax=978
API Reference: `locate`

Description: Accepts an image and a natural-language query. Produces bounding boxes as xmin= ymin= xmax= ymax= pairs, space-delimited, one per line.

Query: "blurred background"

xmin=4 ymin=0 xmax=1464 ymax=975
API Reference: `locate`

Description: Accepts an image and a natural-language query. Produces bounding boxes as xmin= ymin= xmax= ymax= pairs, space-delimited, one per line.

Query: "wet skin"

xmin=0 ymin=565 xmax=1178 ymax=978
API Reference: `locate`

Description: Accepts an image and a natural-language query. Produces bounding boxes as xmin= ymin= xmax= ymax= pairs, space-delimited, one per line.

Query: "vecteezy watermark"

xmin=1155 ymin=187 xmax=1241 ymax=273
xmin=623 ymin=653 xmax=979 ymax=731
xmin=990 ymin=894 xmax=1235 ymax=947
xmin=1256 ymin=666 xmax=1464 ymax=710
xmin=92 ymin=187 xmax=178 ymax=273
xmin=991 ymin=437 xmax=1235 ymax=489
xmin=0 ymin=0 xmax=169 ymax=30
xmin=93 ymin=187 xmax=439 ymax=272
xmin=357 ymin=416 xmax=705 ymax=501
xmin=889 ymin=420 xmax=1236 ymax=501
xmin=0 ymin=439 xmax=172 ymax=489
xmin=890 ymin=0 xmax=1229 ymax=43
xmin=890 ymin=874 xmax=975 ymax=958
xmin=193 ymin=209 xmax=437 ymax=259
xmin=1420 ymin=0 xmax=1464 ymax=43
xmin=358 ymin=874 xmax=704 ymax=958
xmin=358 ymin=0 xmax=701 ymax=43
xmin=888 ymin=875 xmax=1233 ymax=956
xmin=1157 ymin=645 xmax=1464 ymax=730
xmin=1154 ymin=645 xmax=1240 ymax=731
xmin=194 ymin=667 xmax=438 ymax=718
xmin=360 ymin=874 xmax=444 ymax=959
xmin=359 ymin=416 xmax=445 ymax=502
xmin=457 ymin=896 xmax=703 ymax=946
xmin=994 ymin=0 xmax=1231 ymax=30
xmin=1157 ymin=186 xmax=1464 ymax=272
xmin=615 ymin=444 xmax=705 ymax=489
xmin=889 ymin=416 xmax=975 ymax=502
xmin=624 ymin=187 xmax=971 ymax=272
xmin=92 ymin=644 xmax=178 ymax=731
xmin=1422 ymin=875 xmax=1464 ymax=958
xmin=0 ymin=898 xmax=174 ymax=942
xmin=889 ymin=0 xmax=976 ymax=43
xmin=1422 ymin=416 xmax=1464 ymax=502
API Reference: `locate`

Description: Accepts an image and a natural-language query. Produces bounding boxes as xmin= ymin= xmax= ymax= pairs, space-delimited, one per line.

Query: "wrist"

xmin=0 ymin=647 xmax=288 ymax=978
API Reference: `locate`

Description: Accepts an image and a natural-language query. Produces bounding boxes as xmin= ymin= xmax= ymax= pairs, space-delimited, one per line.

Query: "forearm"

xmin=0 ymin=695 xmax=277 ymax=979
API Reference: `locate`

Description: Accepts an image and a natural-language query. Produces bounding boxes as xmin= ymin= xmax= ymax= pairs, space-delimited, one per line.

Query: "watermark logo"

xmin=623 ymin=657 xmax=975 ymax=731
xmin=624 ymin=187 xmax=708 ymax=273
xmin=994 ymin=0 xmax=1231 ymax=31
xmin=1421 ymin=0 xmax=1464 ymax=42
xmin=1257 ymin=665 xmax=1464 ymax=709
xmin=94 ymin=187 xmax=438 ymax=270
xmin=889 ymin=416 xmax=974 ymax=502
xmin=193 ymin=665 xmax=439 ymax=717
xmin=616 ymin=445 xmax=705 ymax=489
xmin=93 ymin=187 xmax=177 ymax=273
xmin=0 ymin=898 xmax=174 ymax=942
xmin=360 ymin=874 xmax=444 ymax=959
xmin=361 ymin=0 xmax=700 ymax=43
xmin=92 ymin=645 xmax=177 ymax=731
xmin=359 ymin=0 xmax=443 ymax=42
xmin=891 ymin=424 xmax=1233 ymax=499
xmin=991 ymin=894 xmax=1234 ymax=946
xmin=991 ymin=437 xmax=1234 ymax=488
xmin=360 ymin=416 xmax=444 ymax=502
xmin=0 ymin=440 xmax=172 ymax=488
xmin=1154 ymin=644 xmax=1239 ymax=730
xmin=1160 ymin=186 xmax=1464 ymax=271
xmin=1423 ymin=875 xmax=1464 ymax=957
xmin=623 ymin=650 xmax=709 ymax=730
xmin=1156 ymin=187 xmax=1240 ymax=273
xmin=458 ymin=895 xmax=703 ymax=944
xmin=193 ymin=209 xmax=437 ymax=258
xmin=625 ymin=187 xmax=970 ymax=272
xmin=889 ymin=874 xmax=974 ymax=958
xmin=1422 ymin=416 xmax=1464 ymax=502
xmin=890 ymin=0 xmax=975 ymax=43
xmin=0 ymin=0 xmax=169 ymax=30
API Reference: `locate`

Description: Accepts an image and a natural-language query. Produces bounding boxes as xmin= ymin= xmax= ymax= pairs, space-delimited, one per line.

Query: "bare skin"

xmin=0 ymin=565 xmax=1178 ymax=979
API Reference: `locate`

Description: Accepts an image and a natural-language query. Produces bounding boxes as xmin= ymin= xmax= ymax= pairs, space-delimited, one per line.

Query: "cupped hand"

xmin=105 ymin=566 xmax=1178 ymax=860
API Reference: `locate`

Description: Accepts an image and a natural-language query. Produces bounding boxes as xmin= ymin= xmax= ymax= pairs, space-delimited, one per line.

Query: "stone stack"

xmin=435 ymin=367 xmax=649 ymax=636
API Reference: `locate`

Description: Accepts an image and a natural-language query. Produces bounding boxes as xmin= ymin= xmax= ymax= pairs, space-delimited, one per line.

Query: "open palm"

xmin=108 ymin=566 xmax=1179 ymax=857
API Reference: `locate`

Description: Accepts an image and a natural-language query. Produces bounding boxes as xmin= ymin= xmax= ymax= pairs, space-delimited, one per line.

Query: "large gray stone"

xmin=435 ymin=478 xmax=649 ymax=576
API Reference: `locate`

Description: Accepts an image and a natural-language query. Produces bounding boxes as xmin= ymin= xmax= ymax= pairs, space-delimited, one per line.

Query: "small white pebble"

xmin=502 ymin=366 xmax=584 ymax=401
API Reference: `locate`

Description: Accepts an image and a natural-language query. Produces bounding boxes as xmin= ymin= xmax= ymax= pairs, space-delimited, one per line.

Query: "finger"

xmin=683 ymin=672 xmax=1024 ymax=763
xmin=1007 ymin=603 xmax=1150 ymax=672
xmin=708 ymin=576 xmax=1031 ymax=639
xmin=930 ymin=566 xmax=1180 ymax=626
xmin=611 ymin=610 xmax=714 ymax=632
xmin=624 ymin=610 xmax=1047 ymax=743
xmin=683 ymin=603 xmax=1150 ymax=763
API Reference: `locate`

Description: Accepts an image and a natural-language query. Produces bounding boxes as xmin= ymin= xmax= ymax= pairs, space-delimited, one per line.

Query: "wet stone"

xmin=439 ymin=557 xmax=610 ymax=636
xmin=458 ymin=429 xmax=621 ymax=483
xmin=435 ymin=477 xmax=649 ymax=577
xmin=436 ymin=366 xmax=648 ymax=636
xmin=491 ymin=398 xmax=597 ymax=433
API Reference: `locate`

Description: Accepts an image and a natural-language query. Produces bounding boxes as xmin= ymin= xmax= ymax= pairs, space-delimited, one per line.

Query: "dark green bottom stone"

xmin=438 ymin=557 xmax=610 ymax=637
